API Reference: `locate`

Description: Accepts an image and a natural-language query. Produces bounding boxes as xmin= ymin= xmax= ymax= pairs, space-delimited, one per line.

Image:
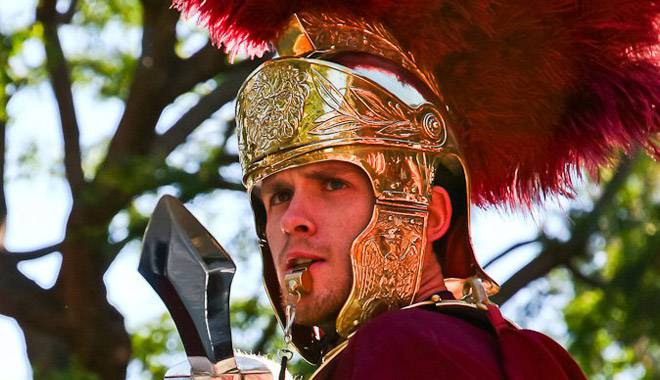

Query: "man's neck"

xmin=414 ymin=245 xmax=447 ymax=302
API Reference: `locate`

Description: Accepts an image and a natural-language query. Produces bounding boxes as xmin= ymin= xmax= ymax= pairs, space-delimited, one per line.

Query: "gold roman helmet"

xmin=236 ymin=13 xmax=497 ymax=363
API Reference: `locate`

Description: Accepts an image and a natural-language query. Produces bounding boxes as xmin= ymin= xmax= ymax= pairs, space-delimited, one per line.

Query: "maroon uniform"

xmin=321 ymin=302 xmax=585 ymax=380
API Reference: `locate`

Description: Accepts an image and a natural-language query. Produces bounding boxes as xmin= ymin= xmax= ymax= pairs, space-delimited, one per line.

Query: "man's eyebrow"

xmin=301 ymin=166 xmax=354 ymax=181
xmin=258 ymin=179 xmax=290 ymax=197
xmin=258 ymin=164 xmax=358 ymax=196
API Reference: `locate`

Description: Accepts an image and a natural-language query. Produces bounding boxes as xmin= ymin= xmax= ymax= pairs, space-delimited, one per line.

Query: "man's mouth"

xmin=286 ymin=256 xmax=324 ymax=272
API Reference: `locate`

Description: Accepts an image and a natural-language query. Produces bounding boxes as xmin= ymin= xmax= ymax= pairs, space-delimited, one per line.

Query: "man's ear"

xmin=427 ymin=185 xmax=452 ymax=241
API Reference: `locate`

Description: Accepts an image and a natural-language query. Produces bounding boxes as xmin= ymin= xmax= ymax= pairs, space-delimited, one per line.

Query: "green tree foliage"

xmin=33 ymin=359 xmax=100 ymax=380
xmin=565 ymin=156 xmax=659 ymax=379
xmin=487 ymin=153 xmax=658 ymax=379
xmin=131 ymin=314 xmax=181 ymax=379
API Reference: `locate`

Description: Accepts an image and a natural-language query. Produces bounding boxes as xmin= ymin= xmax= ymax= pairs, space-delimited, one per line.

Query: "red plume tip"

xmin=172 ymin=0 xmax=296 ymax=58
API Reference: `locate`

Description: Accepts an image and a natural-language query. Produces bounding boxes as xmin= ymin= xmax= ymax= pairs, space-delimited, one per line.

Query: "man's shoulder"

xmin=353 ymin=306 xmax=494 ymax=347
xmin=326 ymin=307 xmax=505 ymax=379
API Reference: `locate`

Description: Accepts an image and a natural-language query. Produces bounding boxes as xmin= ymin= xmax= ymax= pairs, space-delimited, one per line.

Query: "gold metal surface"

xmin=336 ymin=204 xmax=427 ymax=337
xmin=461 ymin=277 xmax=491 ymax=311
xmin=277 ymin=12 xmax=443 ymax=101
xmin=237 ymin=58 xmax=447 ymax=187
xmin=274 ymin=15 xmax=314 ymax=57
xmin=237 ymin=57 xmax=447 ymax=333
xmin=284 ymin=268 xmax=312 ymax=297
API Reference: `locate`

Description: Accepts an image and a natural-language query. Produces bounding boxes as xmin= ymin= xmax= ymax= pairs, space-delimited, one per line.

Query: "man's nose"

xmin=280 ymin=192 xmax=317 ymax=236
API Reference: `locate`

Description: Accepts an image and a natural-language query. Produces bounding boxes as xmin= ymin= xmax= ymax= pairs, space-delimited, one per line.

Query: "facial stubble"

xmin=278 ymin=252 xmax=353 ymax=327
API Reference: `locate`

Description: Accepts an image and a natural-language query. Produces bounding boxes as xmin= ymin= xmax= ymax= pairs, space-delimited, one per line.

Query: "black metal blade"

xmin=139 ymin=195 xmax=236 ymax=364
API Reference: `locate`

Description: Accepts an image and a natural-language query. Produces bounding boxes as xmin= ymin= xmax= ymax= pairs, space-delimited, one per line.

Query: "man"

xmin=172 ymin=1 xmax=659 ymax=379
xmin=258 ymin=161 xmax=507 ymax=378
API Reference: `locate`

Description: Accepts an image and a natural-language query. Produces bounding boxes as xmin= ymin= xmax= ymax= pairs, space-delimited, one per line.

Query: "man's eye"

xmin=270 ymin=191 xmax=292 ymax=205
xmin=325 ymin=179 xmax=347 ymax=191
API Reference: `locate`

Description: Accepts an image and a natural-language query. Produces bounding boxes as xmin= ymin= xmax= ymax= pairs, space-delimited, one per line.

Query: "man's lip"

xmin=285 ymin=252 xmax=325 ymax=271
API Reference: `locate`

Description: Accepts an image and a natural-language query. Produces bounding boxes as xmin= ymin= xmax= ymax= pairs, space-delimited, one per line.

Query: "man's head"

xmin=256 ymin=160 xmax=454 ymax=326
xmin=232 ymin=22 xmax=496 ymax=359
xmin=235 ymin=53 xmax=499 ymax=353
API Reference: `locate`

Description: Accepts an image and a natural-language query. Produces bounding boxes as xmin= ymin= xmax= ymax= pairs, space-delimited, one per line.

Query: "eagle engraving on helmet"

xmin=339 ymin=208 xmax=425 ymax=334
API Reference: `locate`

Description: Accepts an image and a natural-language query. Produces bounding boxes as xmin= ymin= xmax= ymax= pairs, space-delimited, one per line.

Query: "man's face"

xmin=258 ymin=161 xmax=375 ymax=326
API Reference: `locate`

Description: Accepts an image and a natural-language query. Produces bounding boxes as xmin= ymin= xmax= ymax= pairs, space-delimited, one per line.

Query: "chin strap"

xmin=279 ymin=268 xmax=312 ymax=380
xmin=278 ymin=302 xmax=295 ymax=380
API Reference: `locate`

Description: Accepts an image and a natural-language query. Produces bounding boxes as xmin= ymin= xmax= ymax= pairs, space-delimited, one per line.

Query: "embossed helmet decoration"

xmin=173 ymin=0 xmax=660 ymax=365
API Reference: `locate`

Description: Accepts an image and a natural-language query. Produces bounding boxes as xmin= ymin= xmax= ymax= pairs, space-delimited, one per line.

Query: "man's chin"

xmin=293 ymin=302 xmax=338 ymax=327
xmin=282 ymin=292 xmax=344 ymax=327
xmin=278 ymin=278 xmax=351 ymax=327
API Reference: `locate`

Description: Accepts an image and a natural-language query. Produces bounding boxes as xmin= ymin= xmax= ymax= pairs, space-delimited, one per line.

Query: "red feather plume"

xmin=173 ymin=0 xmax=660 ymax=207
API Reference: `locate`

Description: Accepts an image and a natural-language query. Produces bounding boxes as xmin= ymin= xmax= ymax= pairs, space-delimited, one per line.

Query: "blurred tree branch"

xmin=0 ymin=119 xmax=6 ymax=248
xmin=0 ymin=255 xmax=67 ymax=336
xmin=97 ymin=1 xmax=178 ymax=169
xmin=166 ymin=43 xmax=255 ymax=101
xmin=221 ymin=120 xmax=237 ymax=150
xmin=37 ymin=0 xmax=85 ymax=195
xmin=0 ymin=31 xmax=67 ymax=351
xmin=565 ymin=262 xmax=606 ymax=288
xmin=483 ymin=238 xmax=541 ymax=269
xmin=151 ymin=59 xmax=262 ymax=157
xmin=493 ymin=151 xmax=640 ymax=304
xmin=56 ymin=0 xmax=78 ymax=24
xmin=2 ymin=242 xmax=63 ymax=262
